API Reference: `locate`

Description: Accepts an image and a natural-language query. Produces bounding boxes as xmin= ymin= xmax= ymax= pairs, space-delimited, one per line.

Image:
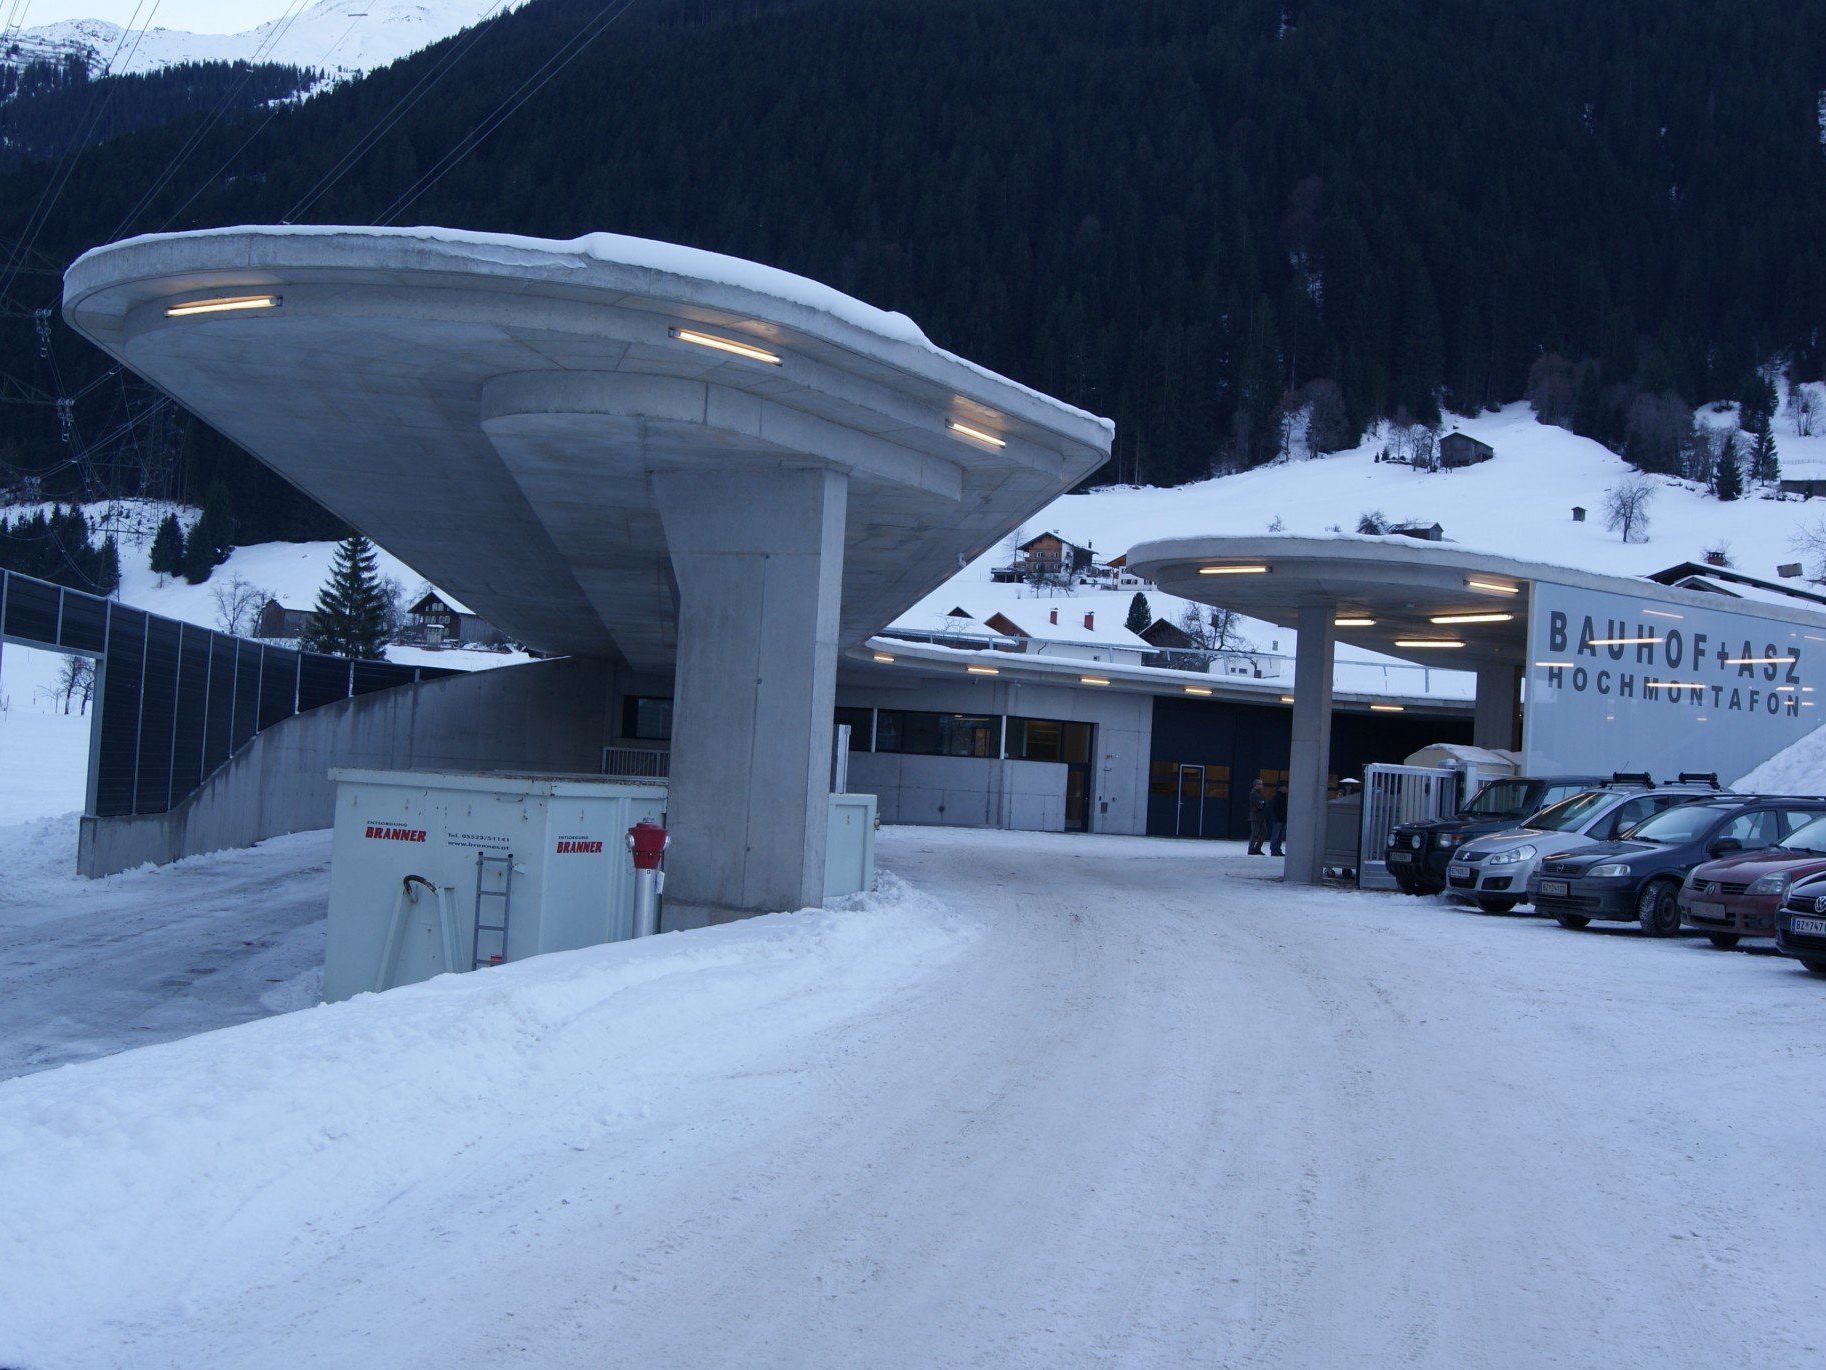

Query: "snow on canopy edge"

xmin=72 ymin=224 xmax=1115 ymax=435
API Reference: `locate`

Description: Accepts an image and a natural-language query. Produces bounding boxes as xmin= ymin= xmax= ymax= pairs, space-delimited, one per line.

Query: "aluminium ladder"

xmin=471 ymin=850 xmax=515 ymax=969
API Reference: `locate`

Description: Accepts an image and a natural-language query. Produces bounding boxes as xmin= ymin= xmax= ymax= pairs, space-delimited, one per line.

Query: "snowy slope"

xmin=16 ymin=0 xmax=524 ymax=82
xmin=1735 ymin=721 xmax=1826 ymax=791
xmin=1021 ymin=402 xmax=1824 ymax=583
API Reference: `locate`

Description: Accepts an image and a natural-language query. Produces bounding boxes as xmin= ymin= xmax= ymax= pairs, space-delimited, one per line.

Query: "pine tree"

xmin=181 ymin=481 xmax=235 ymax=584
xmin=1714 ymin=439 xmax=1743 ymax=501
xmin=148 ymin=512 xmax=184 ymax=580
xmin=1750 ymin=427 xmax=1780 ymax=484
xmin=1125 ymin=591 xmax=1152 ymax=635
xmin=96 ymin=535 xmax=120 ymax=596
xmin=300 ymin=534 xmax=390 ymax=660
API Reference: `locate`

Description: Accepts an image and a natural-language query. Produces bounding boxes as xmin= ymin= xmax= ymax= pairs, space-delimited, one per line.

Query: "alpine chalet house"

xmin=403 ymin=589 xmax=510 ymax=649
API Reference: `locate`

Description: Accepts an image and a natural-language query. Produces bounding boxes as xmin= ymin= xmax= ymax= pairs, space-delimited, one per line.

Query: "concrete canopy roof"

xmin=63 ymin=226 xmax=1112 ymax=668
xmin=1125 ymin=534 xmax=1826 ymax=670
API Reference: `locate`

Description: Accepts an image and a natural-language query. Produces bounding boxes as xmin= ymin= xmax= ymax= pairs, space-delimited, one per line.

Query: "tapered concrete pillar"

xmin=1474 ymin=663 xmax=1521 ymax=751
xmin=1285 ymin=603 xmax=1336 ymax=885
xmin=653 ymin=466 xmax=847 ymax=927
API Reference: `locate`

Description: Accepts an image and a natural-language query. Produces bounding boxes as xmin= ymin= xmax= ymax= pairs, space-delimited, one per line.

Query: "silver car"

xmin=1446 ymin=784 xmax=1725 ymax=913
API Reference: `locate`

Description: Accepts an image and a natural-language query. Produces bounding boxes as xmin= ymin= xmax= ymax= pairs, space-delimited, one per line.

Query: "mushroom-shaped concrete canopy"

xmin=65 ymin=226 xmax=1112 ymax=925
xmin=62 ymin=225 xmax=1113 ymax=670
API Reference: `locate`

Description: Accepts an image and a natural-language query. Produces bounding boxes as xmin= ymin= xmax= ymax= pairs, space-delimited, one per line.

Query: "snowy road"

xmin=0 ymin=819 xmax=328 ymax=1078
xmin=4 ymin=826 xmax=1826 ymax=1367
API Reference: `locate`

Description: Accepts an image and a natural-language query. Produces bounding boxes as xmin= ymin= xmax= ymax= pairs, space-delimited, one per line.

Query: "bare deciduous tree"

xmin=211 ymin=574 xmax=273 ymax=637
xmin=1790 ymin=515 xmax=1826 ymax=582
xmin=1603 ymin=475 xmax=1656 ymax=543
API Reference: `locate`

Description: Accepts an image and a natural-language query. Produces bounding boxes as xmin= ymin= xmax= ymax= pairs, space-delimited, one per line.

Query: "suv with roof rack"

xmin=1386 ymin=773 xmax=1610 ymax=895
xmin=1533 ymin=796 xmax=1826 ymax=936
xmin=1447 ymin=776 xmax=1727 ymax=914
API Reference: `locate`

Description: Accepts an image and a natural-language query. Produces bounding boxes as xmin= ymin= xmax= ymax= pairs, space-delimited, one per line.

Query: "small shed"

xmin=253 ymin=598 xmax=312 ymax=640
xmin=1438 ymin=432 xmax=1495 ymax=469
xmin=1389 ymin=521 xmax=1445 ymax=542
xmin=1571 ymin=506 xmax=1587 ymax=523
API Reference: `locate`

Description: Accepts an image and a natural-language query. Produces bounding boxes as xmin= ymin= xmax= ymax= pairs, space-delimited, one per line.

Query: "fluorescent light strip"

xmin=1429 ymin=612 xmax=1514 ymax=625
xmin=966 ymin=664 xmax=999 ymax=675
xmin=872 ymin=652 xmax=895 ymax=663
xmin=1334 ymin=616 xmax=1376 ymax=627
xmin=1080 ymin=675 xmax=1111 ymax=686
xmin=1589 ymin=637 xmax=1661 ymax=646
xmin=947 ymin=420 xmax=1007 ymax=448
xmin=1394 ymin=639 xmax=1465 ymax=649
xmin=1279 ymin=695 xmax=1295 ymax=703
xmin=1198 ymin=564 xmax=1269 ymax=576
xmin=165 ymin=294 xmax=280 ymax=317
xmin=1370 ymin=703 xmax=1405 ymax=712
xmin=1466 ymin=579 xmax=1520 ymax=595
xmin=670 ymin=327 xmax=782 ymax=365
xmin=1184 ymin=685 xmax=1214 ymax=696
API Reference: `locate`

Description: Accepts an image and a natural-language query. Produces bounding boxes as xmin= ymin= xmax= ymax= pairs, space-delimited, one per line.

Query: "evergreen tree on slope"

xmin=148 ymin=512 xmax=184 ymax=581
xmin=1714 ymin=438 xmax=1744 ymax=501
xmin=300 ymin=534 xmax=390 ymax=660
xmin=1125 ymin=591 xmax=1153 ymax=635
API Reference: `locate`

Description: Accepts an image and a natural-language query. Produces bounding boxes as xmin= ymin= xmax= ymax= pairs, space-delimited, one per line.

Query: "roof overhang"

xmin=63 ymin=226 xmax=1112 ymax=668
xmin=1125 ymin=534 xmax=1826 ymax=670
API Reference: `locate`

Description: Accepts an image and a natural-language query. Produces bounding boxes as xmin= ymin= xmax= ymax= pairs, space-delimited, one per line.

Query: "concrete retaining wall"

xmin=78 ymin=658 xmax=615 ymax=877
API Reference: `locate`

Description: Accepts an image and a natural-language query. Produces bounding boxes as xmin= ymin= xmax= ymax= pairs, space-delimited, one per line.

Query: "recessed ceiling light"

xmin=1430 ymin=612 xmax=1513 ymax=625
xmin=872 ymin=652 xmax=895 ymax=663
xmin=1394 ymin=639 xmax=1465 ymax=649
xmin=966 ymin=664 xmax=999 ymax=675
xmin=670 ymin=326 xmax=781 ymax=365
xmin=1370 ymin=703 xmax=1405 ymax=712
xmin=1465 ymin=578 xmax=1519 ymax=595
xmin=947 ymin=420 xmax=1007 ymax=448
xmin=1197 ymin=564 xmax=1269 ymax=576
xmin=1334 ymin=616 xmax=1376 ymax=627
xmin=1184 ymin=685 xmax=1213 ymax=695
xmin=165 ymin=294 xmax=280 ymax=317
xmin=1081 ymin=675 xmax=1111 ymax=686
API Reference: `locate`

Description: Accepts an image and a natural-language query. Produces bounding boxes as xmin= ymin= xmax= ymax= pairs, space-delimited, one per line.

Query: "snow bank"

xmin=0 ymin=873 xmax=972 ymax=1362
xmin=1734 ymin=721 xmax=1826 ymax=792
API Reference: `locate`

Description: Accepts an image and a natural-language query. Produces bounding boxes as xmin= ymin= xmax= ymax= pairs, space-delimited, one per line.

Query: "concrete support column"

xmin=1285 ymin=603 xmax=1336 ymax=885
xmin=1473 ymin=663 xmax=1521 ymax=752
xmin=653 ymin=465 xmax=848 ymax=927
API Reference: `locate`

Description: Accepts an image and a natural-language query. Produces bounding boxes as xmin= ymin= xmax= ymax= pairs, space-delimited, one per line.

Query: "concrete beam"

xmin=654 ymin=466 xmax=848 ymax=925
xmin=1285 ymin=603 xmax=1336 ymax=885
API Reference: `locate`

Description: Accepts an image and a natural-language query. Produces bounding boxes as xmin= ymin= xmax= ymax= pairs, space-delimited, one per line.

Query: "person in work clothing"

xmin=1247 ymin=778 xmax=1269 ymax=855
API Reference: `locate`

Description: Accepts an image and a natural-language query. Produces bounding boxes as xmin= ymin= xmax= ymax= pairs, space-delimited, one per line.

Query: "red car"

xmin=1679 ymin=813 xmax=1826 ymax=947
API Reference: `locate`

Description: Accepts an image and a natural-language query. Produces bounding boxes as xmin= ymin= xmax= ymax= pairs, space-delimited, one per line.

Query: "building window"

xmin=834 ymin=706 xmax=874 ymax=751
xmin=1007 ymin=717 xmax=1092 ymax=764
xmin=622 ymin=695 xmax=673 ymax=741
xmin=875 ymin=709 xmax=999 ymax=757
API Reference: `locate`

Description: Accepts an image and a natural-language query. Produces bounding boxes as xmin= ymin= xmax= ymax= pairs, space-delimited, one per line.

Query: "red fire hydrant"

xmin=626 ymin=820 xmax=669 ymax=937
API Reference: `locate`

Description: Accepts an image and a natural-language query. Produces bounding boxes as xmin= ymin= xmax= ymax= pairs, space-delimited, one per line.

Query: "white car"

xmin=1445 ymin=784 xmax=1725 ymax=913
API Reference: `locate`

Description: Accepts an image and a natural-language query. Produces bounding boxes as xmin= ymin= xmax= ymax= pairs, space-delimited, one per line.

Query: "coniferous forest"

xmin=3 ymin=0 xmax=1826 ymax=543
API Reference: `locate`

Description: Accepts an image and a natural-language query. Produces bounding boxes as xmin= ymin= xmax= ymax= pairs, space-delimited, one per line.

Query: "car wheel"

xmin=1555 ymin=915 xmax=1591 ymax=929
xmin=1799 ymin=958 xmax=1826 ymax=975
xmin=1475 ymin=897 xmax=1519 ymax=914
xmin=1706 ymin=933 xmax=1741 ymax=950
xmin=1636 ymin=880 xmax=1683 ymax=937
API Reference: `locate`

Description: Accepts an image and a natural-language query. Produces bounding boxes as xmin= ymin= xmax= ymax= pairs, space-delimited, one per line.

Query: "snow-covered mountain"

xmin=9 ymin=0 xmax=526 ymax=82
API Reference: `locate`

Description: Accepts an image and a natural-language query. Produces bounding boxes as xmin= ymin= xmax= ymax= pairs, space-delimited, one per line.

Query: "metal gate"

xmin=1358 ymin=763 xmax=1460 ymax=890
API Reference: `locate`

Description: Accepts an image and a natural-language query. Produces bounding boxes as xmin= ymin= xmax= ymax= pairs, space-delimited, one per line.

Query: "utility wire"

xmin=374 ymin=0 xmax=642 ymax=227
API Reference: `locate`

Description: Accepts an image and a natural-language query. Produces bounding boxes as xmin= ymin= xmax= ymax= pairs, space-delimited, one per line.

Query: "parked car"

xmin=1532 ymin=797 xmax=1826 ymax=936
xmin=1679 ymin=813 xmax=1826 ymax=947
xmin=1774 ymin=876 xmax=1826 ymax=974
xmin=1448 ymin=780 xmax=1726 ymax=914
xmin=1386 ymin=774 xmax=1610 ymax=895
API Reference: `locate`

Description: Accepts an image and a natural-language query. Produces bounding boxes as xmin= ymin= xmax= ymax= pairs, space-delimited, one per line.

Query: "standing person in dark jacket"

xmin=1247 ymin=778 xmax=1269 ymax=854
xmin=1269 ymin=784 xmax=1288 ymax=857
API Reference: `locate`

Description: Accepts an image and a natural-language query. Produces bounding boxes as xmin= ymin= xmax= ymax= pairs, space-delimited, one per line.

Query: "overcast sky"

xmin=20 ymin=0 xmax=300 ymax=33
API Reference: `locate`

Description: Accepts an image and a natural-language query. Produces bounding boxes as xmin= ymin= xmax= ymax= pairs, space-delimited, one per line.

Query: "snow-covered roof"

xmin=982 ymin=605 xmax=1150 ymax=649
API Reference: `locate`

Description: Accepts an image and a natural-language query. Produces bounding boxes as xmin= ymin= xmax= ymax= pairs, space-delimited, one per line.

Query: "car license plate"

xmin=1540 ymin=880 xmax=1569 ymax=897
xmin=1389 ymin=851 xmax=1412 ymax=864
xmin=1448 ymin=864 xmax=1472 ymax=880
xmin=1687 ymin=900 xmax=1726 ymax=921
xmin=1791 ymin=916 xmax=1826 ymax=937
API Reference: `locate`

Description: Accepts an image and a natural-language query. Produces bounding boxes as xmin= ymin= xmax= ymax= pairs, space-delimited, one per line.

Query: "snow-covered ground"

xmin=0 ymin=644 xmax=91 ymax=825
xmin=3 ymin=824 xmax=1823 ymax=1367
xmin=0 ymin=815 xmax=327 ymax=1077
